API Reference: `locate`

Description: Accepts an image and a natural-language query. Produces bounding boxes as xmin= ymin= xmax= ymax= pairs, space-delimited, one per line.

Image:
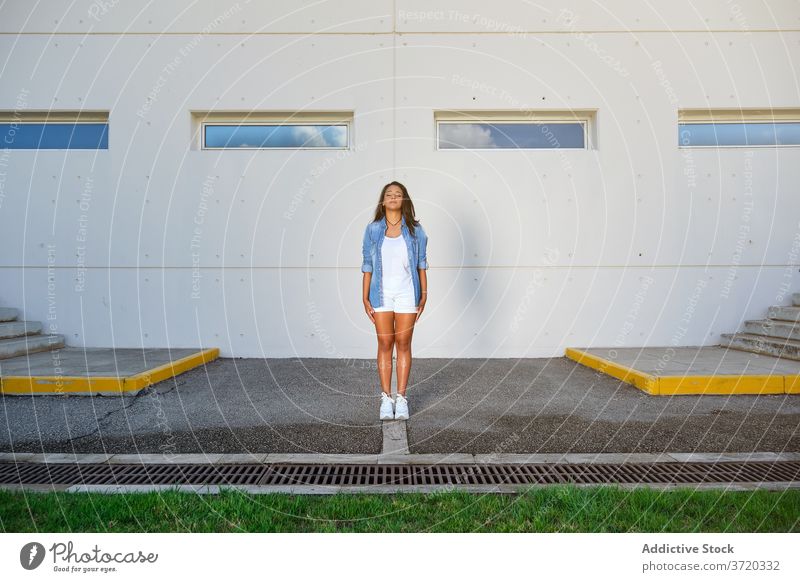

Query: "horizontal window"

xmin=0 ymin=111 xmax=108 ymax=150
xmin=0 ymin=123 xmax=108 ymax=149
xmin=438 ymin=122 xmax=584 ymax=149
xmin=203 ymin=124 xmax=347 ymax=149
xmin=435 ymin=110 xmax=594 ymax=150
xmin=679 ymin=122 xmax=800 ymax=147
xmin=678 ymin=109 xmax=800 ymax=147
xmin=192 ymin=111 xmax=352 ymax=150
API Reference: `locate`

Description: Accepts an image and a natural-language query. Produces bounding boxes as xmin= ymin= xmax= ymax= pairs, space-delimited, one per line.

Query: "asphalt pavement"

xmin=1 ymin=357 xmax=798 ymax=454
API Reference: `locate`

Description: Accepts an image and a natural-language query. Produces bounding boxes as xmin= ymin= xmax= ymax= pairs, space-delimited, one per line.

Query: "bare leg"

xmin=374 ymin=312 xmax=395 ymax=395
xmin=394 ymin=313 xmax=417 ymax=397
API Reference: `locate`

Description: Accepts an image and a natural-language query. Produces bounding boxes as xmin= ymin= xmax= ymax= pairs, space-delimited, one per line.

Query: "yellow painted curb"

xmin=658 ymin=374 xmax=783 ymax=395
xmin=565 ymin=348 xmax=795 ymax=395
xmin=123 ymin=348 xmax=220 ymax=392
xmin=565 ymin=348 xmax=658 ymax=394
xmin=786 ymin=375 xmax=800 ymax=394
xmin=0 ymin=376 xmax=126 ymax=395
xmin=0 ymin=348 xmax=220 ymax=395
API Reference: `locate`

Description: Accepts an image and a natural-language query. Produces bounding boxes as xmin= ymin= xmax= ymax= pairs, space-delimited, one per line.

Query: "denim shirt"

xmin=361 ymin=214 xmax=428 ymax=308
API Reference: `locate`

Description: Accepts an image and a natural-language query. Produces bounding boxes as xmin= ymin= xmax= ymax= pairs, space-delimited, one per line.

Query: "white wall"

xmin=0 ymin=0 xmax=798 ymax=358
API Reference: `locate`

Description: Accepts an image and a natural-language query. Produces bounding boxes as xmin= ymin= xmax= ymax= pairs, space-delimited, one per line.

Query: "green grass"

xmin=1 ymin=486 xmax=798 ymax=532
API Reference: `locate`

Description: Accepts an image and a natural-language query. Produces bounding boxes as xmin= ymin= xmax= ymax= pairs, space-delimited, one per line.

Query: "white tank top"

xmin=381 ymin=234 xmax=413 ymax=293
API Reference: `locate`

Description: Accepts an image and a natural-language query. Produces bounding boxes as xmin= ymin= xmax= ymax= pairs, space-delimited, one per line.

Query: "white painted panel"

xmin=0 ymin=33 xmax=394 ymax=269
xmin=396 ymin=0 xmax=800 ymax=32
xmin=394 ymin=32 xmax=800 ymax=271
xmin=0 ymin=0 xmax=393 ymax=34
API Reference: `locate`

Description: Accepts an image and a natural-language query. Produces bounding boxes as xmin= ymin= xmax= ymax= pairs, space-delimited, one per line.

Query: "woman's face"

xmin=383 ymin=186 xmax=404 ymax=209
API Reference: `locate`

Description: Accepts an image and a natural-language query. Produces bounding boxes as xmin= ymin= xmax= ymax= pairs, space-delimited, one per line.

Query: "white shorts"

xmin=373 ymin=285 xmax=418 ymax=313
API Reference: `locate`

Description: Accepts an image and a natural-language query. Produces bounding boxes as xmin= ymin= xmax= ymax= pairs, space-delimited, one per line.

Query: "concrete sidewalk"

xmin=1 ymin=356 xmax=798 ymax=455
xmin=0 ymin=347 xmax=219 ymax=395
xmin=567 ymin=346 xmax=800 ymax=395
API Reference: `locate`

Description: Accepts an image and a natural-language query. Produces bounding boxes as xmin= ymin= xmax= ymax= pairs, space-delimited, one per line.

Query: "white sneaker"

xmin=394 ymin=394 xmax=409 ymax=420
xmin=379 ymin=392 xmax=394 ymax=420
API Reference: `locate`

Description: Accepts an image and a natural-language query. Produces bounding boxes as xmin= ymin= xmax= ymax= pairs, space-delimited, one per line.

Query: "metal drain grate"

xmin=0 ymin=461 xmax=798 ymax=487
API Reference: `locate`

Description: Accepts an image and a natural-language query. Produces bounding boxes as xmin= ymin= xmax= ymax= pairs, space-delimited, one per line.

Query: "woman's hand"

xmin=415 ymin=297 xmax=426 ymax=322
xmin=364 ymin=299 xmax=375 ymax=324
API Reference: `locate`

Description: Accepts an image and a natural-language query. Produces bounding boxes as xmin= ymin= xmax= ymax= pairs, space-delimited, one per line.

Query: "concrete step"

xmin=719 ymin=332 xmax=800 ymax=361
xmin=0 ymin=334 xmax=65 ymax=361
xmin=767 ymin=305 xmax=800 ymax=323
xmin=0 ymin=320 xmax=43 ymax=340
xmin=793 ymin=292 xmax=800 ymax=307
xmin=0 ymin=308 xmax=18 ymax=322
xmin=742 ymin=319 xmax=800 ymax=342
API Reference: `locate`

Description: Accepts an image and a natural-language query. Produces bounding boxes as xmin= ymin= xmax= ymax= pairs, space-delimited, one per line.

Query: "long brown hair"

xmin=371 ymin=181 xmax=421 ymax=237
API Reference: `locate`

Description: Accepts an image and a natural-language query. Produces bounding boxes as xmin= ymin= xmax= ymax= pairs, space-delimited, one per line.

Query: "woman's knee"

xmin=377 ymin=336 xmax=395 ymax=351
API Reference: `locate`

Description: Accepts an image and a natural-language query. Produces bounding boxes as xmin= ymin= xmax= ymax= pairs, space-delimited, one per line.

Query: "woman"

xmin=361 ymin=181 xmax=428 ymax=420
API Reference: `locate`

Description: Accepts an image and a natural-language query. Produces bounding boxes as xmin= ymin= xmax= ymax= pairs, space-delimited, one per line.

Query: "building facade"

xmin=0 ymin=0 xmax=798 ymax=358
